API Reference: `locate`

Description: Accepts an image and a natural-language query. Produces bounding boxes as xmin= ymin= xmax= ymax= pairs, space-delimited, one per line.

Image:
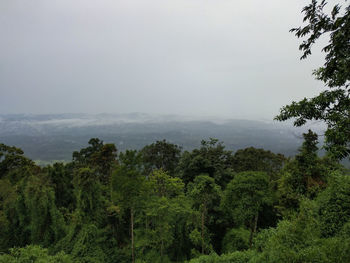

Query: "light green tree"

xmin=24 ymin=174 xmax=66 ymax=247
xmin=317 ymin=172 xmax=350 ymax=237
xmin=221 ymin=171 xmax=271 ymax=247
xmin=136 ymin=169 xmax=190 ymax=262
xmin=0 ymin=245 xmax=73 ymax=263
xmin=111 ymin=150 xmax=145 ymax=263
xmin=188 ymin=174 xmax=221 ymax=255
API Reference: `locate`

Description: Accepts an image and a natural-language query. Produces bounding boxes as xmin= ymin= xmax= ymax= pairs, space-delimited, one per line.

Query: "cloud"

xmin=0 ymin=0 xmax=325 ymax=119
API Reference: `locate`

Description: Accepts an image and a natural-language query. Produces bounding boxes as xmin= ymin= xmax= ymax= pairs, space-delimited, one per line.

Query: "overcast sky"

xmin=0 ymin=0 xmax=331 ymax=120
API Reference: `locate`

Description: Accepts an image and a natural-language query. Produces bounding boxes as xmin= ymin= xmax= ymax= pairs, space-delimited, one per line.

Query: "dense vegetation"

xmin=1 ymin=0 xmax=349 ymax=262
xmin=0 ymin=132 xmax=350 ymax=262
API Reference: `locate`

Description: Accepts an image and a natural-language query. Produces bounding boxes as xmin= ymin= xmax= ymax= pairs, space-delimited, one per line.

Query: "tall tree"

xmin=188 ymin=175 xmax=221 ymax=255
xmin=141 ymin=140 xmax=182 ymax=176
xmin=0 ymin=178 xmax=18 ymax=250
xmin=137 ymin=169 xmax=190 ymax=262
xmin=0 ymin=143 xmax=35 ymax=182
xmin=73 ymin=138 xmax=117 ymax=184
xmin=111 ymin=150 xmax=145 ymax=263
xmin=275 ymin=0 xmax=350 ymax=159
xmin=221 ymin=171 xmax=271 ymax=248
xmin=23 ymin=174 xmax=66 ymax=247
xmin=317 ymin=172 xmax=350 ymax=237
xmin=54 ymin=167 xmax=108 ymax=262
xmin=46 ymin=162 xmax=74 ymax=210
xmin=277 ymin=130 xmax=341 ymax=218
xmin=232 ymin=147 xmax=286 ymax=180
xmin=177 ymin=139 xmax=233 ymax=188
xmin=73 ymin=167 xmax=105 ymax=222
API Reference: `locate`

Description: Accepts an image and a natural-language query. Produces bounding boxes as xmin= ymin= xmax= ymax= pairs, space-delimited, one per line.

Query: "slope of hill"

xmin=0 ymin=113 xmax=323 ymax=162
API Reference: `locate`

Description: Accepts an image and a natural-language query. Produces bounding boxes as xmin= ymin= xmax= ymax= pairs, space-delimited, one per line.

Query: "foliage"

xmin=0 ymin=245 xmax=73 ymax=263
xmin=111 ymin=150 xmax=146 ymax=263
xmin=0 ymin=178 xmax=19 ymax=250
xmin=275 ymin=0 xmax=350 ymax=159
xmin=0 ymin=134 xmax=349 ymax=262
xmin=141 ymin=140 xmax=182 ymax=176
xmin=23 ymin=174 xmax=66 ymax=247
xmin=177 ymin=138 xmax=234 ymax=188
xmin=0 ymin=143 xmax=35 ymax=179
xmin=252 ymin=199 xmax=350 ymax=263
xmin=3 ymin=1 xmax=350 ymax=262
xmin=221 ymin=227 xmax=250 ymax=253
xmin=136 ymin=169 xmax=191 ymax=262
xmin=187 ymin=250 xmax=257 ymax=263
xmin=277 ymin=130 xmax=341 ymax=216
xmin=46 ymin=162 xmax=75 ymax=210
xmin=222 ymin=171 xmax=271 ymax=247
xmin=73 ymin=168 xmax=105 ymax=223
xmin=317 ymin=172 xmax=350 ymax=237
xmin=73 ymin=138 xmax=117 ymax=184
xmin=232 ymin=147 xmax=286 ymax=179
xmin=188 ymin=175 xmax=222 ymax=255
xmin=222 ymin=172 xmax=271 ymax=226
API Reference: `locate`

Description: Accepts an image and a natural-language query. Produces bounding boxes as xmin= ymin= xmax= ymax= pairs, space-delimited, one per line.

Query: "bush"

xmin=0 ymin=245 xmax=73 ymax=263
xmin=188 ymin=250 xmax=257 ymax=263
xmin=222 ymin=228 xmax=250 ymax=253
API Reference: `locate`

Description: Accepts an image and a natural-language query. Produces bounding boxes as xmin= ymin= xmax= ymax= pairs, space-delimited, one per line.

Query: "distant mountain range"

xmin=0 ymin=113 xmax=325 ymax=163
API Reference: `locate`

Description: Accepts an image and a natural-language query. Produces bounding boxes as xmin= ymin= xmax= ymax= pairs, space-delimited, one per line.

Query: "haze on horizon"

xmin=0 ymin=0 xmax=331 ymax=120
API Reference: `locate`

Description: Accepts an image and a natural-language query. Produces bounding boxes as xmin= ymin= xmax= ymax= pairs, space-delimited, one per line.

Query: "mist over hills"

xmin=0 ymin=113 xmax=323 ymax=163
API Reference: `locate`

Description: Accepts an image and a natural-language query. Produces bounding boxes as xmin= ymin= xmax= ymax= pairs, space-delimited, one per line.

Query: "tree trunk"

xmin=253 ymin=211 xmax=259 ymax=235
xmin=201 ymin=208 xmax=205 ymax=254
xmin=249 ymin=212 xmax=259 ymax=248
xmin=131 ymin=208 xmax=135 ymax=263
xmin=160 ymin=213 xmax=164 ymax=262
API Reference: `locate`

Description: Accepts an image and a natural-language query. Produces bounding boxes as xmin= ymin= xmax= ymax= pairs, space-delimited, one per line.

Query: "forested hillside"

xmin=1 ymin=0 xmax=349 ymax=262
xmin=0 ymin=113 xmax=312 ymax=162
xmin=1 ymin=134 xmax=350 ymax=262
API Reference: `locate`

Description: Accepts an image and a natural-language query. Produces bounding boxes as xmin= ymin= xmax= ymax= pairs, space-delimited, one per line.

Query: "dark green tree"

xmin=111 ymin=150 xmax=145 ymax=263
xmin=294 ymin=130 xmax=322 ymax=193
xmin=0 ymin=143 xmax=35 ymax=182
xmin=46 ymin=162 xmax=74 ymax=210
xmin=232 ymin=147 xmax=286 ymax=179
xmin=0 ymin=245 xmax=73 ymax=263
xmin=73 ymin=167 xmax=105 ymax=222
xmin=136 ymin=169 xmax=190 ymax=262
xmin=317 ymin=172 xmax=350 ymax=237
xmin=72 ymin=138 xmax=104 ymax=164
xmin=141 ymin=140 xmax=182 ymax=176
xmin=275 ymin=0 xmax=350 ymax=159
xmin=0 ymin=178 xmax=19 ymax=250
xmin=177 ymin=138 xmax=234 ymax=188
xmin=277 ymin=131 xmax=321 ymax=215
xmin=73 ymin=138 xmax=117 ymax=184
xmin=188 ymin=175 xmax=221 ymax=255
xmin=23 ymin=174 xmax=66 ymax=247
xmin=221 ymin=171 xmax=271 ymax=248
xmin=221 ymin=227 xmax=250 ymax=253
xmin=54 ymin=167 xmax=108 ymax=262
xmin=277 ymin=130 xmax=342 ymax=217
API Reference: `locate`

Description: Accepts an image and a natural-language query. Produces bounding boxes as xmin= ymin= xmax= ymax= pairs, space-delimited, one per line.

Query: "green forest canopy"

xmin=0 ymin=133 xmax=350 ymax=262
xmin=0 ymin=0 xmax=349 ymax=262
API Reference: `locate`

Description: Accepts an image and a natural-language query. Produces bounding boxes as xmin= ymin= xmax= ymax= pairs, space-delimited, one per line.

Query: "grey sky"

xmin=0 ymin=0 xmax=330 ymax=119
